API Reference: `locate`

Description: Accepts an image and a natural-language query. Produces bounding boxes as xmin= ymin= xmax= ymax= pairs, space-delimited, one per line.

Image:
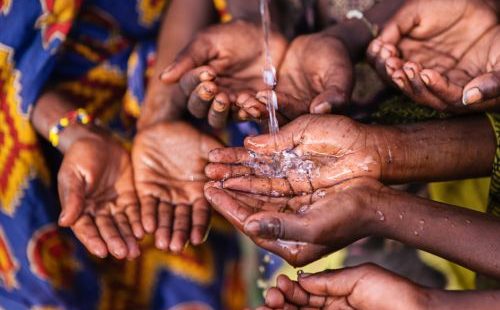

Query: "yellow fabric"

xmin=424 ymin=178 xmax=490 ymax=289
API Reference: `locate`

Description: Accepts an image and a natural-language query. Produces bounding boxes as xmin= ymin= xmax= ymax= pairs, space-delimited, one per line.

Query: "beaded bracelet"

xmin=213 ymin=0 xmax=232 ymax=23
xmin=48 ymin=108 xmax=93 ymax=147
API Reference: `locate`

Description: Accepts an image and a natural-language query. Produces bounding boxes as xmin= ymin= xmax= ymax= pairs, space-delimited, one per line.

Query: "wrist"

xmin=58 ymin=123 xmax=106 ymax=154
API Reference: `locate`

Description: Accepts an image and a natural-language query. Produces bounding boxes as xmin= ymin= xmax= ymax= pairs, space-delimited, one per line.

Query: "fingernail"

xmin=200 ymin=71 xmax=215 ymax=81
xmin=213 ymin=99 xmax=227 ymax=112
xmin=393 ymin=78 xmax=404 ymax=89
xmin=420 ymin=73 xmax=430 ymax=85
xmin=371 ymin=41 xmax=381 ymax=54
xmin=463 ymin=87 xmax=482 ymax=105
xmin=380 ymin=47 xmax=392 ymax=59
xmin=403 ymin=66 xmax=415 ymax=79
xmin=95 ymin=247 xmax=107 ymax=258
xmin=58 ymin=211 xmax=66 ymax=224
xmin=312 ymin=102 xmax=331 ymax=114
xmin=244 ymin=220 xmax=261 ymax=236
xmin=299 ymin=272 xmax=312 ymax=278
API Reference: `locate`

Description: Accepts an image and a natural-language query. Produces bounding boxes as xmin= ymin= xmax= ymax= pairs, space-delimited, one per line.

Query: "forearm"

xmin=138 ymin=0 xmax=216 ymax=128
xmin=425 ymin=289 xmax=500 ymax=310
xmin=371 ymin=188 xmax=500 ymax=278
xmin=31 ymin=90 xmax=102 ymax=153
xmin=372 ymin=115 xmax=495 ymax=183
xmin=322 ymin=0 xmax=404 ymax=62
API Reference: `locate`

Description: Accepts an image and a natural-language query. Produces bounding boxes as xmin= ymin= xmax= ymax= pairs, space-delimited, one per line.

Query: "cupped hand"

xmin=160 ymin=20 xmax=288 ymax=128
xmin=205 ymin=178 xmax=382 ymax=266
xmin=238 ymin=32 xmax=354 ymax=121
xmin=260 ymin=264 xmax=428 ymax=310
xmin=368 ymin=0 xmax=500 ymax=112
xmin=205 ymin=114 xmax=383 ymax=198
xmin=57 ymin=134 xmax=143 ymax=260
xmin=204 ymin=182 xmax=332 ymax=267
xmin=132 ymin=121 xmax=221 ymax=253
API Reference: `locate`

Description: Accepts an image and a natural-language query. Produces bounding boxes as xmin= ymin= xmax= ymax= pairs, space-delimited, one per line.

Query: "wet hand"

xmin=260 ymin=264 xmax=427 ymax=310
xmin=57 ymin=134 xmax=142 ymax=260
xmin=132 ymin=122 xmax=221 ymax=252
xmin=205 ymin=115 xmax=383 ymax=198
xmin=238 ymin=32 xmax=353 ymax=121
xmin=160 ymin=20 xmax=288 ymax=128
xmin=368 ymin=0 xmax=500 ymax=112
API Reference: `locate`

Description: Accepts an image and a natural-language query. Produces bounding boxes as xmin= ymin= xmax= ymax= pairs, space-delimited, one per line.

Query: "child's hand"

xmin=237 ymin=32 xmax=353 ymax=122
xmin=205 ymin=114 xmax=383 ymax=198
xmin=368 ymin=0 xmax=500 ymax=112
xmin=160 ymin=20 xmax=288 ymax=128
xmin=58 ymin=134 xmax=142 ymax=260
xmin=205 ymin=177 xmax=384 ymax=268
xmin=260 ymin=264 xmax=427 ymax=310
xmin=132 ymin=122 xmax=220 ymax=252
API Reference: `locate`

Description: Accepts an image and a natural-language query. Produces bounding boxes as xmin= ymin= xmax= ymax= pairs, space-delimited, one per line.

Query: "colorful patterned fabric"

xmin=0 ymin=1 xmax=246 ymax=309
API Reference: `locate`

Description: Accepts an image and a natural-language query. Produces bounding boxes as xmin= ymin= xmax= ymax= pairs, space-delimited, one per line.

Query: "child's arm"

xmin=137 ymin=0 xmax=217 ymax=129
xmin=31 ymin=90 xmax=143 ymax=260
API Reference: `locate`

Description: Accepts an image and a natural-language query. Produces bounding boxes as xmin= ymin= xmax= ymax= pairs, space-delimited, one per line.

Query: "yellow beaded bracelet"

xmin=48 ymin=108 xmax=93 ymax=147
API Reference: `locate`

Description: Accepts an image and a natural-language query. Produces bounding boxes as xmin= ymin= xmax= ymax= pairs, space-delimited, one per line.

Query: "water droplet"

xmin=297 ymin=205 xmax=310 ymax=214
xmin=376 ymin=210 xmax=385 ymax=221
xmin=465 ymin=219 xmax=471 ymax=224
xmin=419 ymin=219 xmax=425 ymax=225
xmin=399 ymin=213 xmax=404 ymax=220
xmin=316 ymin=189 xmax=326 ymax=198
xmin=414 ymin=231 xmax=419 ymax=236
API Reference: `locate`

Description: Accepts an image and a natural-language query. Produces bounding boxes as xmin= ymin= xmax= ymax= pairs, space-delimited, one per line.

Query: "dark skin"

xmin=368 ymin=0 xmax=500 ymax=112
xmin=31 ymin=90 xmax=143 ymax=260
xmin=132 ymin=122 xmax=220 ymax=253
xmin=209 ymin=177 xmax=500 ymax=276
xmin=260 ymin=264 xmax=500 ymax=310
xmin=137 ymin=0 xmax=217 ymax=129
xmin=205 ymin=114 xmax=495 ymax=198
xmin=159 ymin=19 xmax=288 ymax=127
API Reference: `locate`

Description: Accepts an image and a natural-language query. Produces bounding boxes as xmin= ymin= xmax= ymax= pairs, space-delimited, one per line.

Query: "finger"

xmin=155 ymin=201 xmax=174 ymax=250
xmin=276 ymin=274 xmax=314 ymax=307
xmin=420 ymin=69 xmax=463 ymax=106
xmin=179 ymin=65 xmax=217 ymax=97
xmin=310 ymin=86 xmax=349 ymax=114
xmin=243 ymin=211 xmax=311 ymax=241
xmin=124 ymin=204 xmax=144 ymax=239
xmin=95 ymin=212 xmax=128 ymax=259
xmin=208 ymin=92 xmax=231 ymax=128
xmin=188 ymin=81 xmax=218 ymax=118
xmin=402 ymin=62 xmax=447 ymax=110
xmin=264 ymin=287 xmax=286 ymax=308
xmin=385 ymin=56 xmax=404 ymax=77
xmin=72 ymin=215 xmax=108 ymax=258
xmin=160 ymin=38 xmax=210 ymax=84
xmin=170 ymin=204 xmax=191 ymax=253
xmin=113 ymin=212 xmax=140 ymax=259
xmin=205 ymin=163 xmax=254 ymax=180
xmin=222 ymin=176 xmax=294 ymax=197
xmin=236 ymin=92 xmax=267 ymax=119
xmin=57 ymin=167 xmax=85 ymax=227
xmin=223 ymin=190 xmax=289 ymax=212
xmin=140 ymin=195 xmax=158 ymax=233
xmin=371 ymin=43 xmax=400 ymax=82
xmin=377 ymin=2 xmax=419 ymax=45
xmin=463 ymin=71 xmax=500 ymax=105
xmin=190 ymin=198 xmax=211 ymax=245
xmin=297 ymin=266 xmax=376 ymax=297
xmin=204 ymin=186 xmax=254 ymax=229
xmin=208 ymin=147 xmax=252 ymax=164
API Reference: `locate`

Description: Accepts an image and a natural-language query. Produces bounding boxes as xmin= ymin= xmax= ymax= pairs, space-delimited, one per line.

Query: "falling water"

xmin=260 ymin=0 xmax=280 ymax=147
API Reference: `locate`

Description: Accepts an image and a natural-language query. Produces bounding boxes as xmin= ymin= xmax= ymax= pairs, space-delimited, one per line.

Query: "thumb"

xmin=243 ymin=212 xmax=312 ymax=241
xmin=310 ymin=86 xmax=350 ymax=114
xmin=243 ymin=115 xmax=312 ymax=155
xmin=298 ymin=264 xmax=378 ymax=296
xmin=462 ymin=71 xmax=500 ymax=105
xmin=160 ymin=38 xmax=211 ymax=84
xmin=57 ymin=166 xmax=86 ymax=227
